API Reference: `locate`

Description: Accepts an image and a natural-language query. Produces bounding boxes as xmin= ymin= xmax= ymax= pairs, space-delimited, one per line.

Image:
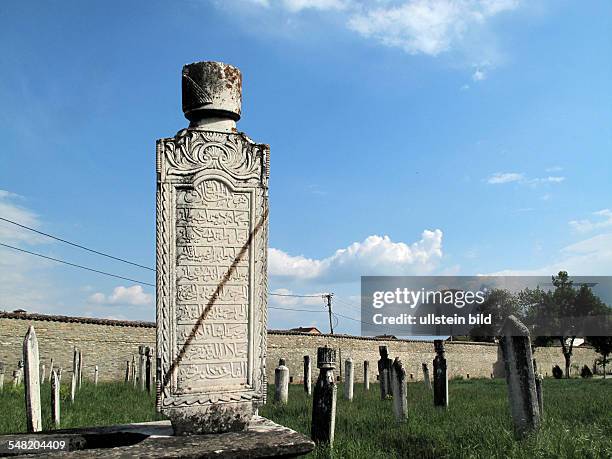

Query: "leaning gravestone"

xmin=499 ymin=315 xmax=540 ymax=438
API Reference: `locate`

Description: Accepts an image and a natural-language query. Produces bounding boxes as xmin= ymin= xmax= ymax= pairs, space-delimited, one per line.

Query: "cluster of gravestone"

xmin=0 ymin=62 xmax=546 ymax=456
xmin=272 ymin=315 xmax=543 ymax=448
xmin=0 ymin=325 xmax=157 ymax=437
xmin=123 ymin=345 xmax=154 ymax=394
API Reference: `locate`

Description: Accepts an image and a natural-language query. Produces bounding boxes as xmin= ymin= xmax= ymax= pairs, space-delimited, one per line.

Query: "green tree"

xmin=524 ymin=271 xmax=610 ymax=378
xmin=586 ymin=336 xmax=612 ymax=379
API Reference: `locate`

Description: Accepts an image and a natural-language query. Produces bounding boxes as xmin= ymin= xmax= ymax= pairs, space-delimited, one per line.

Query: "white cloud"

xmin=89 ymin=285 xmax=153 ymax=306
xmin=270 ymin=230 xmax=443 ymax=282
xmin=0 ymin=190 xmax=47 ymax=245
xmin=282 ymin=0 xmax=347 ymax=12
xmin=487 ymin=172 xmax=524 ymax=184
xmin=486 ymin=172 xmax=566 ymax=186
xmin=489 ymin=233 xmax=612 ymax=276
xmin=347 ymin=0 xmax=520 ymax=56
xmin=227 ymin=1 xmax=521 ymax=63
xmin=569 ymin=209 xmax=612 ymax=233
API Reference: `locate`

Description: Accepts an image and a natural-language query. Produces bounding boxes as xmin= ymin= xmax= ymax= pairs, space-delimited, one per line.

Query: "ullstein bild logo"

xmin=361 ymin=276 xmax=612 ymax=337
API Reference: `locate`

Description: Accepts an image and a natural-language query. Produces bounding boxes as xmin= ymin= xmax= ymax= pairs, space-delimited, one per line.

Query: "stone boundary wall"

xmin=0 ymin=313 xmax=600 ymax=383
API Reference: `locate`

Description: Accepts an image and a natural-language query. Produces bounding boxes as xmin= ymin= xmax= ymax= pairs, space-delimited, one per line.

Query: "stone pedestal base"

xmin=165 ymin=401 xmax=253 ymax=435
xmin=0 ymin=417 xmax=314 ymax=458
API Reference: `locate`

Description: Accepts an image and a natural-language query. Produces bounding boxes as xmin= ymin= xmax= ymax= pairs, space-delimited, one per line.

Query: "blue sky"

xmin=0 ymin=0 xmax=610 ymax=334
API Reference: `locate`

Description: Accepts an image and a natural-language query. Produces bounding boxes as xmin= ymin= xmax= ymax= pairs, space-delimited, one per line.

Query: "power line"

xmin=0 ymin=216 xmax=154 ymax=271
xmin=0 ymin=242 xmax=155 ymax=287
xmin=269 ymin=292 xmax=323 ymax=298
xmin=269 ymin=306 xmax=326 ymax=313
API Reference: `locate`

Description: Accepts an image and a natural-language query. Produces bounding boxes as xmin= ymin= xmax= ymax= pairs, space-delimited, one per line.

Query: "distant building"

xmin=374 ymin=334 xmax=397 ymax=340
xmin=290 ymin=326 xmax=322 ymax=334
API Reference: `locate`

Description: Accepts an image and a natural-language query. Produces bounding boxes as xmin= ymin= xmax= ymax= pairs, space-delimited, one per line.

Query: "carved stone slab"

xmin=156 ymin=62 xmax=269 ymax=435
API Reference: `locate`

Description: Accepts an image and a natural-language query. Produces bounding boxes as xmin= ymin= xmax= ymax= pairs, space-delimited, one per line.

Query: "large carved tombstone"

xmin=156 ymin=61 xmax=269 ymax=435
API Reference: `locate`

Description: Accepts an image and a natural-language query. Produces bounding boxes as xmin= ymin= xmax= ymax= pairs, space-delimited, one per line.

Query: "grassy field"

xmin=1 ymin=379 xmax=610 ymax=458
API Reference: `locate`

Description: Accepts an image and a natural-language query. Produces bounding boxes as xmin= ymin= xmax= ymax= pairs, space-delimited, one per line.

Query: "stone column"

xmin=363 ymin=360 xmax=370 ymax=391
xmin=433 ymin=340 xmax=448 ymax=408
xmin=41 ymin=364 xmax=46 ymax=385
xmin=0 ymin=363 xmax=4 ymax=392
xmin=274 ymin=359 xmax=289 ymax=404
xmin=304 ymin=355 xmax=312 ymax=395
xmin=391 ymin=358 xmax=407 ymax=422
xmin=23 ymin=326 xmax=42 ymax=432
xmin=94 ymin=365 xmax=99 ymax=386
xmin=156 ymin=61 xmax=269 ymax=435
xmin=51 ymin=369 xmax=60 ymax=428
xmin=311 ymin=346 xmax=337 ymax=446
xmin=422 ymin=362 xmax=432 ymax=390
xmin=344 ymin=358 xmax=354 ymax=401
xmin=145 ymin=347 xmax=152 ymax=394
xmin=125 ymin=360 xmax=130 ymax=383
xmin=499 ymin=316 xmax=540 ymax=438
xmin=377 ymin=346 xmax=393 ymax=399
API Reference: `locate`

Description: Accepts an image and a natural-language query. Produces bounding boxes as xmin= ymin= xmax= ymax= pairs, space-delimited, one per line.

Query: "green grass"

xmin=0 ymin=381 xmax=163 ymax=434
xmin=1 ymin=379 xmax=610 ymax=458
xmin=259 ymin=379 xmax=612 ymax=459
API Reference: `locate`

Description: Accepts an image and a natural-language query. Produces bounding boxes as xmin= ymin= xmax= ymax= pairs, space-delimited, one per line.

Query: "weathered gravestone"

xmin=0 ymin=363 xmax=4 ymax=392
xmin=48 ymin=358 xmax=54 ymax=384
xmin=125 ymin=360 xmax=130 ymax=383
xmin=145 ymin=347 xmax=152 ymax=394
xmin=274 ymin=359 xmax=289 ymax=404
xmin=499 ymin=315 xmax=540 ymax=438
xmin=344 ymin=358 xmax=354 ymax=401
xmin=51 ymin=369 xmax=60 ymax=428
xmin=40 ymin=364 xmax=46 ymax=385
xmin=131 ymin=355 xmax=137 ymax=387
xmin=311 ymin=346 xmax=337 ymax=446
xmin=433 ymin=340 xmax=448 ymax=408
xmin=156 ymin=60 xmax=269 ymax=435
xmin=422 ymin=362 xmax=432 ymax=390
xmin=377 ymin=345 xmax=393 ymax=400
xmin=24 ymin=326 xmax=42 ymax=432
xmin=139 ymin=346 xmax=146 ymax=391
xmin=304 ymin=355 xmax=312 ymax=395
xmin=94 ymin=365 xmax=99 ymax=386
xmin=363 ymin=360 xmax=370 ymax=391
xmin=533 ymin=358 xmax=543 ymax=416
xmin=391 ymin=358 xmax=407 ymax=422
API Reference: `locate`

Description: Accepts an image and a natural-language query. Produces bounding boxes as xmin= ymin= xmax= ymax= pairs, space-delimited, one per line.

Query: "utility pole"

xmin=323 ymin=293 xmax=334 ymax=335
